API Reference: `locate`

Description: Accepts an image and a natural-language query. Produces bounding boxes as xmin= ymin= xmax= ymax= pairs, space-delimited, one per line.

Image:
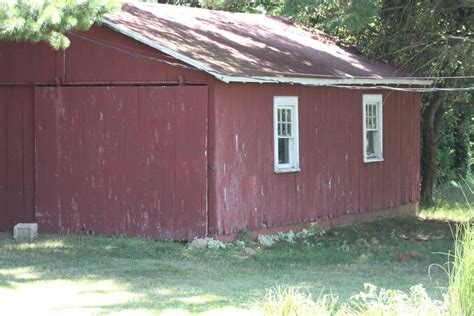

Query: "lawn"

xmin=1 ymin=185 xmax=472 ymax=315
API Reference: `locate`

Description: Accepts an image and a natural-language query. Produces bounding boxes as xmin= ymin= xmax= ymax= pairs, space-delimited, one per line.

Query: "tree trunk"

xmin=420 ymin=91 xmax=444 ymax=206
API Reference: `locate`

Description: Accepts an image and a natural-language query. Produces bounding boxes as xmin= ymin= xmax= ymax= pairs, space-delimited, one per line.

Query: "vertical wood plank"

xmin=21 ymin=88 xmax=35 ymax=222
xmin=0 ymin=89 xmax=7 ymax=229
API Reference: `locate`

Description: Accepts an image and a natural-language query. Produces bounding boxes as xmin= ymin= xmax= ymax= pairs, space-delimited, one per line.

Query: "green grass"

xmin=0 ymin=216 xmax=458 ymax=315
xmin=1 ymin=183 xmax=471 ymax=315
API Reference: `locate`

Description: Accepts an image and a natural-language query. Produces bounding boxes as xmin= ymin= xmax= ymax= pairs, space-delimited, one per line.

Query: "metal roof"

xmin=103 ymin=2 xmax=431 ymax=86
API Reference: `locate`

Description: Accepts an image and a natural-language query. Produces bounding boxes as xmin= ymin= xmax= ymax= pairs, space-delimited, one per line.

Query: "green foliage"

xmin=436 ymin=93 xmax=474 ymax=184
xmin=205 ymin=237 xmax=227 ymax=249
xmin=0 ymin=0 xmax=121 ymax=49
xmin=280 ymin=0 xmax=379 ymax=33
xmin=199 ymin=0 xmax=260 ymax=12
xmin=155 ymin=0 xmax=379 ymax=26
xmin=257 ymin=223 xmax=325 ymax=247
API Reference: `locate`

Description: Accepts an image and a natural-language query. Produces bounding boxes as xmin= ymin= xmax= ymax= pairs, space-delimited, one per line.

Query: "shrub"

xmin=233 ymin=240 xmax=246 ymax=248
xmin=257 ymin=223 xmax=324 ymax=248
xmin=258 ymin=234 xmax=276 ymax=247
xmin=205 ymin=238 xmax=226 ymax=250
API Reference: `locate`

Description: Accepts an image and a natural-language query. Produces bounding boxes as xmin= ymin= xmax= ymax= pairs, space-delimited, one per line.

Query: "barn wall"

xmin=0 ymin=26 xmax=215 ymax=236
xmin=0 ymin=87 xmax=35 ymax=229
xmin=34 ymin=86 xmax=208 ymax=240
xmin=209 ymin=83 xmax=420 ymax=235
xmin=0 ymin=26 xmax=211 ymax=85
xmin=65 ymin=26 xmax=211 ymax=84
xmin=0 ymin=41 xmax=61 ymax=84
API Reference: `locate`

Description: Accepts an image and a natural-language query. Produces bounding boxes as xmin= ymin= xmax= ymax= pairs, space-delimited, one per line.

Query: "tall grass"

xmin=447 ymin=223 xmax=473 ymax=316
xmin=257 ymin=221 xmax=473 ymax=315
xmin=257 ymin=286 xmax=338 ymax=316
xmin=257 ymin=225 xmax=473 ymax=316
xmin=344 ymin=284 xmax=446 ymax=316
xmin=257 ymin=284 xmax=446 ymax=316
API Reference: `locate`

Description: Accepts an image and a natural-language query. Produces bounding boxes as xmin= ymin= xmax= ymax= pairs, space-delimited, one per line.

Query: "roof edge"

xmin=215 ymin=75 xmax=434 ymax=86
xmin=101 ymin=19 xmax=433 ymax=87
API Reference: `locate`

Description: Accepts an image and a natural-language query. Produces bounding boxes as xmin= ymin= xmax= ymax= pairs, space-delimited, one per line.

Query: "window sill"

xmin=274 ymin=167 xmax=301 ymax=174
xmin=364 ymin=158 xmax=384 ymax=163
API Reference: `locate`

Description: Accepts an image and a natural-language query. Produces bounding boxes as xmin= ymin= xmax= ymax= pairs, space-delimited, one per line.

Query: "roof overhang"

xmin=102 ymin=19 xmax=434 ymax=87
xmin=215 ymin=75 xmax=433 ymax=86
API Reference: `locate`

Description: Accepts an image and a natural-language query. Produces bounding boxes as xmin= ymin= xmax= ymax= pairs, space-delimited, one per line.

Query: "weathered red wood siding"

xmin=65 ymin=27 xmax=211 ymax=84
xmin=0 ymin=42 xmax=61 ymax=84
xmin=35 ymin=86 xmax=208 ymax=239
xmin=0 ymin=26 xmax=214 ymax=238
xmin=0 ymin=87 xmax=35 ymax=229
xmin=209 ymin=83 xmax=420 ymax=235
xmin=0 ymin=26 xmax=211 ymax=85
xmin=0 ymin=24 xmax=421 ymax=239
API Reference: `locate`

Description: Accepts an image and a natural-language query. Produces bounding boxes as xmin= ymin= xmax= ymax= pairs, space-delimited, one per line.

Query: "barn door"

xmin=0 ymin=87 xmax=35 ymax=230
xmin=34 ymin=86 xmax=208 ymax=240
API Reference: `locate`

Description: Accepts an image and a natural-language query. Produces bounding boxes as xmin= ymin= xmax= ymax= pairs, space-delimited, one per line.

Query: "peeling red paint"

xmin=33 ymin=86 xmax=208 ymax=240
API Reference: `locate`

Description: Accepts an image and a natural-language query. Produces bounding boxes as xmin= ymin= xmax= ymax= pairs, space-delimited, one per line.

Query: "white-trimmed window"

xmin=363 ymin=94 xmax=383 ymax=162
xmin=273 ymin=96 xmax=300 ymax=172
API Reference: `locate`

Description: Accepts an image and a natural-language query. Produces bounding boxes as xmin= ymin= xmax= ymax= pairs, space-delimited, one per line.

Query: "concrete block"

xmin=13 ymin=223 xmax=38 ymax=240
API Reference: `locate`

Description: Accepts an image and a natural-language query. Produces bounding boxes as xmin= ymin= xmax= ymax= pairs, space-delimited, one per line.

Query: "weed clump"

xmin=257 ymin=284 xmax=446 ymax=316
xmin=257 ymin=286 xmax=337 ymax=316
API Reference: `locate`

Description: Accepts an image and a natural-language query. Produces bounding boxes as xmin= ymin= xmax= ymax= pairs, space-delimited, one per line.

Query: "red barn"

xmin=0 ymin=2 xmax=431 ymax=240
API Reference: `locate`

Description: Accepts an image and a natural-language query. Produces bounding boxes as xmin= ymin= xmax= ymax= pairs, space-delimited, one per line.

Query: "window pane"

xmin=366 ymin=131 xmax=377 ymax=158
xmin=278 ymin=138 xmax=290 ymax=164
xmin=365 ymin=103 xmax=380 ymax=129
xmin=287 ymin=123 xmax=292 ymax=136
xmin=286 ymin=109 xmax=291 ymax=123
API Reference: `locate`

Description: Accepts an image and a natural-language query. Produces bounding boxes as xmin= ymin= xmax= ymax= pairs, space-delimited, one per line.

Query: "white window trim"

xmin=362 ymin=94 xmax=384 ymax=163
xmin=273 ymin=96 xmax=300 ymax=173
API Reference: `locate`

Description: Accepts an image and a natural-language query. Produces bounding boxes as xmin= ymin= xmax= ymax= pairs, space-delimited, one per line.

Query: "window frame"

xmin=273 ymin=96 xmax=300 ymax=173
xmin=362 ymin=94 xmax=384 ymax=163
